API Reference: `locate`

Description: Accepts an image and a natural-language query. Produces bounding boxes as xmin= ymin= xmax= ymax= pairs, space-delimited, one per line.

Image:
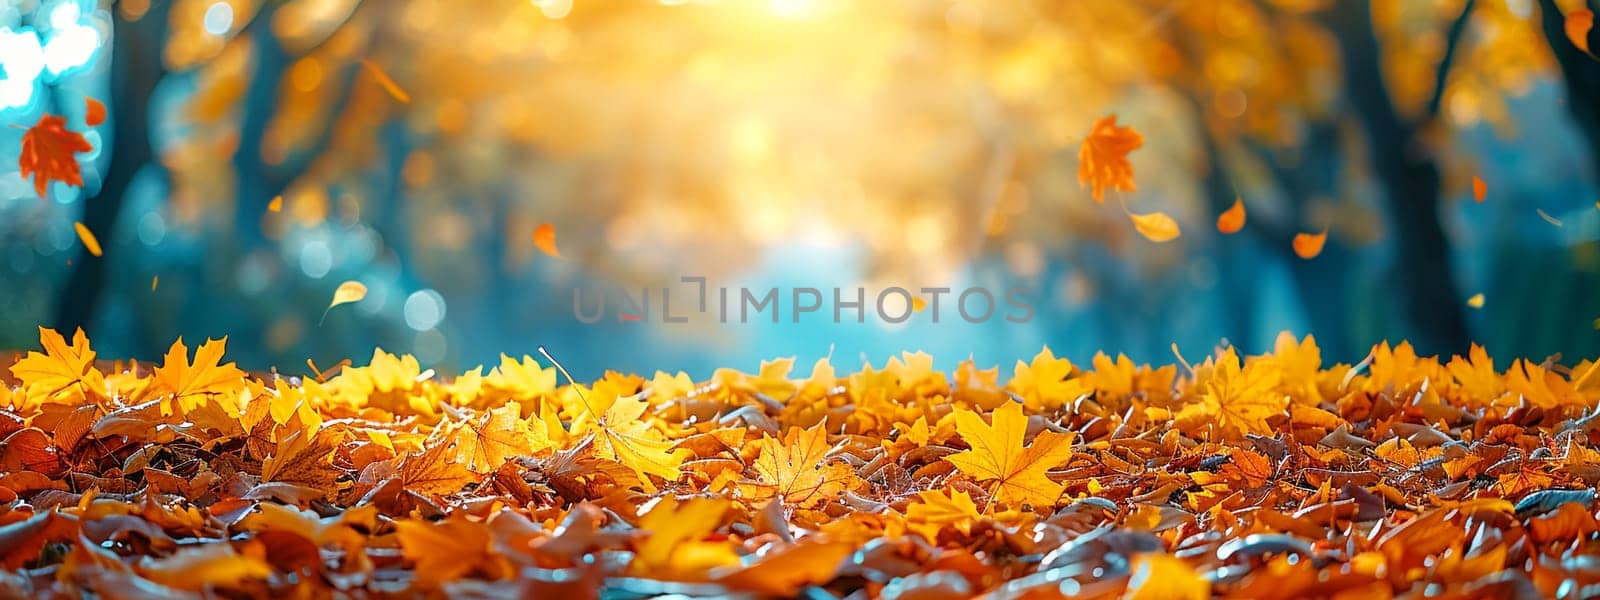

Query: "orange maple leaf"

xmin=18 ymin=114 xmax=93 ymax=197
xmin=1077 ymin=114 xmax=1143 ymax=203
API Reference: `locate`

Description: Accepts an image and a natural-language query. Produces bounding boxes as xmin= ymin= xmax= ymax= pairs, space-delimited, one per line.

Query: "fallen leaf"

xmin=18 ymin=114 xmax=92 ymax=197
xmin=73 ymin=222 xmax=102 ymax=257
xmin=9 ymin=327 xmax=106 ymax=404
xmin=396 ymin=516 xmax=507 ymax=587
xmin=1568 ymin=9 xmax=1594 ymax=54
xmin=1129 ymin=210 xmax=1181 ymax=242
xmin=1126 ymin=553 xmax=1208 ymax=600
xmin=632 ymin=497 xmax=737 ymax=579
xmin=749 ymin=423 xmax=855 ymax=508
xmin=716 ymin=540 xmax=854 ymax=596
xmin=1292 ymin=230 xmax=1327 ymax=259
xmin=1217 ymin=197 xmax=1246 ymax=234
xmin=151 ymin=337 xmax=246 ymax=413
xmin=946 ymin=401 xmax=1075 ymax=507
xmin=398 ymin=435 xmax=478 ymax=496
xmin=533 ymin=223 xmax=560 ymax=257
xmin=1078 ymin=114 xmax=1143 ymax=203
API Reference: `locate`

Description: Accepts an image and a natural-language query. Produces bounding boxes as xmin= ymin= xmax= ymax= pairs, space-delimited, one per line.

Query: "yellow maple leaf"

xmin=906 ymin=488 xmax=982 ymax=542
xmin=749 ymin=423 xmax=856 ymax=508
xmin=1008 ymin=346 xmax=1089 ymax=411
xmin=946 ymin=402 xmax=1076 ymax=508
xmin=151 ymin=337 xmax=246 ymax=414
xmin=632 ymin=497 xmax=738 ymax=579
xmin=451 ymin=400 xmax=550 ymax=473
xmin=259 ymin=420 xmax=340 ymax=491
xmin=8 ymin=327 xmax=106 ymax=405
xmin=1447 ymin=343 xmax=1502 ymax=406
xmin=1175 ymin=347 xmax=1286 ymax=440
xmin=398 ymin=434 xmax=478 ymax=496
xmin=1125 ymin=553 xmax=1208 ymax=600
xmin=574 ymin=389 xmax=685 ymax=492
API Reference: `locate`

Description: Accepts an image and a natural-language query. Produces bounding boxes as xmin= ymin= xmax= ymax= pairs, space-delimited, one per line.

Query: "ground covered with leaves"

xmin=1 ymin=329 xmax=1599 ymax=598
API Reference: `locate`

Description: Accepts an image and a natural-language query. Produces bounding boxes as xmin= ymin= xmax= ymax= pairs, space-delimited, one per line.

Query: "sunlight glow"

xmin=0 ymin=28 xmax=44 ymax=108
xmin=203 ymin=2 xmax=236 ymax=36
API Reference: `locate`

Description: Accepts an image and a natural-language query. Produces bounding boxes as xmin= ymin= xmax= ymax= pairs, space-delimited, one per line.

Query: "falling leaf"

xmin=1467 ymin=293 xmax=1485 ymax=308
xmin=319 ymin=281 xmax=368 ymax=325
xmin=1472 ymin=175 xmax=1487 ymax=203
xmin=327 ymin=281 xmax=368 ymax=310
xmin=1077 ymin=114 xmax=1143 ymax=203
xmin=18 ymin=114 xmax=93 ymax=197
xmin=71 ymin=222 xmax=103 ymax=257
xmin=84 ymin=97 xmax=106 ymax=127
xmin=1128 ymin=210 xmax=1181 ymax=242
xmin=912 ymin=296 xmax=928 ymax=312
xmin=151 ymin=275 xmax=159 ymax=291
xmin=267 ymin=196 xmax=283 ymax=212
xmin=1292 ymin=230 xmax=1327 ymax=259
xmin=1537 ymin=208 xmax=1563 ymax=227
xmin=533 ymin=223 xmax=560 ymax=257
xmin=1216 ymin=197 xmax=1246 ymax=234
xmin=362 ymin=59 xmax=412 ymax=103
xmin=946 ymin=402 xmax=1076 ymax=507
xmin=1568 ymin=9 xmax=1594 ymax=54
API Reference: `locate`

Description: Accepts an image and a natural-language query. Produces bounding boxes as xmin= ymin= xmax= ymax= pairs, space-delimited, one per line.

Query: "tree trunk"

xmin=1323 ymin=0 xmax=1469 ymax=356
xmin=1538 ymin=0 xmax=1600 ymax=179
xmin=52 ymin=3 xmax=172 ymax=334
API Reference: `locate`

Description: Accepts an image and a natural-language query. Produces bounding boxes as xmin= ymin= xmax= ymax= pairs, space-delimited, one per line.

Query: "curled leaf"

xmin=1216 ymin=197 xmax=1246 ymax=234
xmin=1568 ymin=9 xmax=1594 ymax=54
xmin=533 ymin=223 xmax=560 ymax=257
xmin=1292 ymin=230 xmax=1326 ymax=259
xmin=84 ymin=97 xmax=106 ymax=127
xmin=328 ymin=281 xmax=367 ymax=310
xmin=362 ymin=59 xmax=412 ymax=103
xmin=1129 ymin=210 xmax=1180 ymax=243
xmin=73 ymin=222 xmax=102 ymax=257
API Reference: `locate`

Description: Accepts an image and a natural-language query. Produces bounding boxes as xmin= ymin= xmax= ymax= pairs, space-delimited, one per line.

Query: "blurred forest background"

xmin=2 ymin=0 xmax=1600 ymax=379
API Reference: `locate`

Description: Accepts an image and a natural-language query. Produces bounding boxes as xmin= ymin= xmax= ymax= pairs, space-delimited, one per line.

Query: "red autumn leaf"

xmin=18 ymin=114 xmax=94 ymax=197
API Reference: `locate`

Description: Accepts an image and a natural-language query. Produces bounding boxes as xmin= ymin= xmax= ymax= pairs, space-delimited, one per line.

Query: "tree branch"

xmin=1425 ymin=0 xmax=1478 ymax=120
